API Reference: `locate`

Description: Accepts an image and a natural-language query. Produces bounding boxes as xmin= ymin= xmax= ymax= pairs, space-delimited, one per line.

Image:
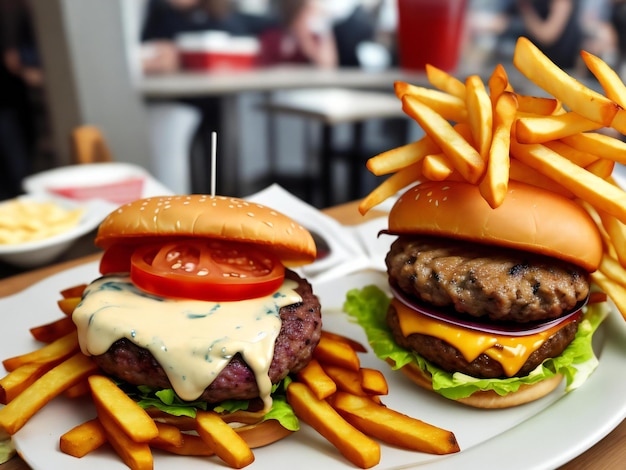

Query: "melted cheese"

xmin=393 ymin=299 xmax=565 ymax=377
xmin=72 ymin=275 xmax=301 ymax=408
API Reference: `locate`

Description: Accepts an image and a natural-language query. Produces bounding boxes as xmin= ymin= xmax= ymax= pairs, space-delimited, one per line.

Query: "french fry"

xmin=64 ymin=379 xmax=91 ymax=399
xmin=359 ymin=368 xmax=388 ymax=396
xmin=313 ymin=334 xmax=361 ymax=371
xmin=366 ymin=134 xmax=439 ymax=176
xmin=88 ymin=374 xmax=159 ymax=443
xmin=581 ymin=50 xmax=626 ymax=107
xmin=591 ymin=271 xmax=626 ymax=320
xmin=560 ymin=132 xmax=626 ymax=164
xmin=2 ymin=330 xmax=78 ymax=371
xmin=586 ymin=158 xmax=615 ymax=179
xmin=487 ymin=63 xmax=511 ymax=107
xmin=425 ymin=63 xmax=466 ymax=99
xmin=402 ymin=94 xmax=485 ymax=184
xmin=479 ymin=91 xmax=517 ymax=208
xmin=508 ymin=159 xmax=574 ymax=198
xmin=95 ymin=402 xmax=154 ymax=470
xmin=296 ymin=359 xmax=337 ymax=400
xmin=322 ymin=364 xmax=381 ymax=403
xmin=0 ymin=352 xmax=98 ymax=435
xmin=515 ymin=112 xmax=602 ymax=144
xmin=422 ymin=153 xmax=454 ymax=181
xmin=320 ymin=330 xmax=367 ymax=353
xmin=543 ymin=140 xmax=599 ymax=167
xmin=59 ymin=418 xmax=107 ymax=458
xmin=30 ymin=315 xmax=76 ymax=343
xmin=510 ymin=140 xmax=626 ymax=224
xmin=152 ymin=433 xmax=214 ymax=456
xmin=513 ymin=36 xmax=619 ymax=126
xmin=60 ymin=284 xmax=87 ymax=299
xmin=609 ymin=108 xmax=626 ymax=134
xmin=330 ymin=392 xmax=460 ymax=455
xmin=395 ymin=81 xmax=467 ymax=123
xmin=152 ymin=422 xmax=184 ymax=448
xmin=287 ymin=382 xmax=381 ymax=469
xmin=598 ymin=253 xmax=626 ymax=285
xmin=195 ymin=410 xmax=255 ymax=469
xmin=515 ymin=94 xmax=559 ymax=115
xmin=0 ymin=361 xmax=58 ymax=404
xmin=465 ymin=74 xmax=493 ymax=159
xmin=596 ymin=205 xmax=626 ymax=267
xmin=57 ymin=297 xmax=82 ymax=316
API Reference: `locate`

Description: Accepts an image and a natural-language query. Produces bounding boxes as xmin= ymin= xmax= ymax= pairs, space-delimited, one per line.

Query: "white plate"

xmin=1 ymin=265 xmax=625 ymax=469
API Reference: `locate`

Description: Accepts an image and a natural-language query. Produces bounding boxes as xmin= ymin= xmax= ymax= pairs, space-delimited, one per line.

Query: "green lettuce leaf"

xmin=116 ymin=376 xmax=299 ymax=431
xmin=343 ymin=285 xmax=609 ymax=400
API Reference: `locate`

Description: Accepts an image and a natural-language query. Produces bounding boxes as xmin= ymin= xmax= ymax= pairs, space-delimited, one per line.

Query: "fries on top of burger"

xmin=72 ymin=194 xmax=320 ymax=442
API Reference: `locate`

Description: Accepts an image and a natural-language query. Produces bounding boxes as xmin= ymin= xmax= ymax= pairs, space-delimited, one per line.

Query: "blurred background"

xmin=1 ymin=0 xmax=623 ymax=206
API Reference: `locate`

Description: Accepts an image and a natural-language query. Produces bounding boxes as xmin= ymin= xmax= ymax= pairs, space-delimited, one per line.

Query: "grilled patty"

xmin=93 ymin=269 xmax=322 ymax=403
xmin=386 ymin=236 xmax=590 ymax=323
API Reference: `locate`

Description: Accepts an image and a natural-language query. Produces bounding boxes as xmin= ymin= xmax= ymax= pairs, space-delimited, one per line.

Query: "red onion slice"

xmin=390 ymin=284 xmax=586 ymax=337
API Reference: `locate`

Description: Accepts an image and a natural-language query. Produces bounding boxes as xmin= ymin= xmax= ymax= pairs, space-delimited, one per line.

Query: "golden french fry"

xmin=513 ymin=36 xmax=619 ymax=125
xmin=152 ymin=433 xmax=214 ymax=456
xmin=479 ymin=91 xmax=517 ymax=208
xmin=95 ymin=402 xmax=154 ymax=470
xmin=591 ymin=271 xmax=626 ymax=321
xmin=581 ymin=50 xmax=626 ymax=107
xmin=422 ymin=153 xmax=454 ymax=181
xmin=596 ymin=206 xmax=626 ymax=268
xmin=560 ymin=132 xmax=626 ymax=164
xmin=0 ymin=352 xmax=98 ymax=435
xmin=515 ymin=94 xmax=559 ymax=115
xmin=402 ymin=95 xmax=485 ymax=184
xmin=30 ymin=315 xmax=76 ymax=343
xmin=330 ymin=392 xmax=460 ymax=455
xmin=313 ymin=334 xmax=361 ymax=371
xmin=59 ymin=418 xmax=107 ymax=458
xmin=195 ymin=410 xmax=255 ymax=469
xmin=358 ymin=161 xmax=423 ymax=215
xmin=64 ymin=379 xmax=91 ymax=399
xmin=465 ymin=74 xmax=493 ymax=159
xmin=609 ymin=108 xmax=626 ymax=134
xmin=322 ymin=364 xmax=377 ymax=399
xmin=88 ymin=374 xmax=159 ymax=443
xmin=543 ymin=140 xmax=599 ymax=167
xmin=320 ymin=330 xmax=367 ymax=353
xmin=425 ymin=63 xmax=466 ymax=99
xmin=598 ymin=253 xmax=626 ymax=285
xmin=510 ymin=140 xmax=626 ymax=224
xmin=57 ymin=297 xmax=82 ymax=316
xmin=2 ymin=330 xmax=78 ymax=372
xmin=287 ymin=382 xmax=381 ymax=469
xmin=296 ymin=359 xmax=337 ymax=400
xmin=487 ymin=63 xmax=512 ymax=107
xmin=366 ymin=134 xmax=439 ymax=176
xmin=0 ymin=361 xmax=56 ymax=404
xmin=152 ymin=422 xmax=184 ymax=448
xmin=359 ymin=368 xmax=388 ymax=396
xmin=395 ymin=81 xmax=467 ymax=122
xmin=586 ymin=158 xmax=615 ymax=179
xmin=508 ymin=159 xmax=574 ymax=198
xmin=515 ymin=112 xmax=603 ymax=144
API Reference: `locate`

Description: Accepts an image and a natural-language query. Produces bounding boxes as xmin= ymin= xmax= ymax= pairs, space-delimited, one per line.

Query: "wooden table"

xmin=0 ymin=200 xmax=624 ymax=469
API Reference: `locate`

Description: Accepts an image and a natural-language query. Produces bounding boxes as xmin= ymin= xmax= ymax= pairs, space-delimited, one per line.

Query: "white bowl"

xmin=0 ymin=195 xmax=112 ymax=269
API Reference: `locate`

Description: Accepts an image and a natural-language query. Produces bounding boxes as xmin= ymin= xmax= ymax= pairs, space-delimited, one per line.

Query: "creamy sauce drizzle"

xmin=72 ymin=275 xmax=301 ymax=409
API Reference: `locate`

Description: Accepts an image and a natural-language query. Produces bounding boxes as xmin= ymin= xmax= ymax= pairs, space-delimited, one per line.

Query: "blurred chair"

xmin=70 ymin=125 xmax=114 ymax=164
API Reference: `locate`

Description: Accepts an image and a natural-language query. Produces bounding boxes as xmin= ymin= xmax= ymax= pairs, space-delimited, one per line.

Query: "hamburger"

xmin=346 ymin=180 xmax=609 ymax=408
xmin=72 ymin=194 xmax=321 ymax=444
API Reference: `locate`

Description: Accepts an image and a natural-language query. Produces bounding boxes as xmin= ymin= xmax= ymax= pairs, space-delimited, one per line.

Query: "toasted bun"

xmin=395 ymin=361 xmax=563 ymax=409
xmin=95 ymin=195 xmax=316 ymax=266
xmin=389 ymin=181 xmax=602 ymax=272
xmin=148 ymin=408 xmax=292 ymax=447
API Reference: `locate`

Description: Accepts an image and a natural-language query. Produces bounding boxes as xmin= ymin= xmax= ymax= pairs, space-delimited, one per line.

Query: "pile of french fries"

xmin=0 ymin=284 xmax=459 ymax=469
xmin=360 ymin=36 xmax=626 ymax=322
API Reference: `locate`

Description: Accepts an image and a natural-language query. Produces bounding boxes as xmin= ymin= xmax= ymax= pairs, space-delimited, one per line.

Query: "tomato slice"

xmin=129 ymin=240 xmax=285 ymax=302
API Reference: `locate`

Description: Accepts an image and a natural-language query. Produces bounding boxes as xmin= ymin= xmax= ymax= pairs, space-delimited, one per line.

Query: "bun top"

xmin=95 ymin=195 xmax=316 ymax=266
xmin=389 ymin=181 xmax=602 ymax=271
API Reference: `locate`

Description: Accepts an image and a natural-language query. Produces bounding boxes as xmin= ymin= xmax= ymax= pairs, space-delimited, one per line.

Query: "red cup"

xmin=396 ymin=0 xmax=468 ymax=72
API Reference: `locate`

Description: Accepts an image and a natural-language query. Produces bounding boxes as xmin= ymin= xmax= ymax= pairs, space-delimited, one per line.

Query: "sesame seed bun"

xmin=388 ymin=181 xmax=602 ymax=272
xmin=95 ymin=195 xmax=316 ymax=266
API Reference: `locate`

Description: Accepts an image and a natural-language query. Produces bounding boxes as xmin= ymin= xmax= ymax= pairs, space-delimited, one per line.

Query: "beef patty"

xmin=386 ymin=236 xmax=590 ymax=323
xmin=93 ymin=270 xmax=322 ymax=403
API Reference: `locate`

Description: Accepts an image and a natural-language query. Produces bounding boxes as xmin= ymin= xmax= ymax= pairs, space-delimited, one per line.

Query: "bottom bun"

xmin=396 ymin=361 xmax=564 ymax=409
xmin=147 ymin=408 xmax=293 ymax=447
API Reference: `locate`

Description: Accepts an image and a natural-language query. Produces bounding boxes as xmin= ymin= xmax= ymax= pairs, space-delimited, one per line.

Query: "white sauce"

xmin=72 ymin=275 xmax=301 ymax=408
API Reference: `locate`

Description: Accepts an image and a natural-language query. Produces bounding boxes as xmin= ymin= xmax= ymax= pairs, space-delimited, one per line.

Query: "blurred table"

xmin=139 ymin=66 xmax=426 ymax=196
xmin=0 ymin=200 xmax=624 ymax=469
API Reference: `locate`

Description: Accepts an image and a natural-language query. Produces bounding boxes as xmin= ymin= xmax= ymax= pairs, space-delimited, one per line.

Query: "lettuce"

xmin=117 ymin=376 xmax=299 ymax=431
xmin=343 ymin=285 xmax=608 ymax=400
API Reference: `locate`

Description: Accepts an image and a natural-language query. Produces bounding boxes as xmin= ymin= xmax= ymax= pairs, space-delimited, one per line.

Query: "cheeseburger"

xmin=347 ymin=180 xmax=608 ymax=408
xmin=73 ymin=195 xmax=321 ymax=444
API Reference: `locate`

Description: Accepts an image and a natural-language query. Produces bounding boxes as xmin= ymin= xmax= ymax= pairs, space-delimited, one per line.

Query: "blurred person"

xmin=324 ymin=0 xmax=376 ymax=67
xmin=258 ymin=0 xmax=337 ymax=67
xmin=514 ymin=0 xmax=584 ymax=70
